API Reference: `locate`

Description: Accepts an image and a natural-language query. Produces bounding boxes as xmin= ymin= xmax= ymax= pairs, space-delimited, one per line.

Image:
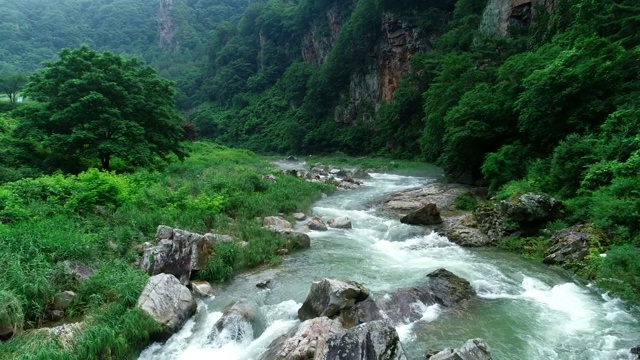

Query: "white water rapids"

xmin=139 ymin=168 xmax=640 ymax=360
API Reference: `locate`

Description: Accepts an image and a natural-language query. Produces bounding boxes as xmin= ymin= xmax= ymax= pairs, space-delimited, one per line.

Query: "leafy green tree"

xmin=23 ymin=46 xmax=186 ymax=170
xmin=0 ymin=74 xmax=27 ymax=105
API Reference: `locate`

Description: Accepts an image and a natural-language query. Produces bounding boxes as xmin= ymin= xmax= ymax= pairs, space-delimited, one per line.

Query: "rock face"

xmin=400 ymin=203 xmax=443 ymax=225
xmin=307 ymin=216 xmax=328 ymax=231
xmin=327 ymin=217 xmax=352 ymax=229
xmin=140 ymin=225 xmax=220 ymax=284
xmin=48 ymin=322 xmax=82 ymax=347
xmin=137 ymin=273 xmax=197 ymax=336
xmin=376 ymin=288 xmax=434 ymax=324
xmin=53 ymin=291 xmax=76 ymax=311
xmin=298 ymin=279 xmax=370 ymax=321
xmin=316 ymin=320 xmax=408 ymax=360
xmin=191 ymin=280 xmax=214 ymax=298
xmin=481 ymin=0 xmax=555 ymax=36
xmin=213 ymin=298 xmax=265 ymax=342
xmin=261 ymin=317 xmax=344 ymax=360
xmin=496 ymin=193 xmax=564 ymax=225
xmin=382 ymin=183 xmax=472 ymax=215
xmin=543 ymin=225 xmax=601 ymax=264
xmin=426 ymin=269 xmax=475 ymax=307
xmin=440 ymin=214 xmax=492 ymax=247
xmin=429 ymin=339 xmax=492 ymax=360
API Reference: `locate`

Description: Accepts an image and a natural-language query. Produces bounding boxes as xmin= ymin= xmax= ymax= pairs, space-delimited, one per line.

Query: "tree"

xmin=23 ymin=46 xmax=186 ymax=170
xmin=0 ymin=74 xmax=27 ymax=106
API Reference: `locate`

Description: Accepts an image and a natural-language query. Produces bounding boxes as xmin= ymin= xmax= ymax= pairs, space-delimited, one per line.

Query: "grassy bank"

xmin=0 ymin=142 xmax=332 ymax=359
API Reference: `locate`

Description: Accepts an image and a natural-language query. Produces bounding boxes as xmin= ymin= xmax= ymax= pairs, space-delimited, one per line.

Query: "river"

xmin=139 ymin=165 xmax=640 ymax=360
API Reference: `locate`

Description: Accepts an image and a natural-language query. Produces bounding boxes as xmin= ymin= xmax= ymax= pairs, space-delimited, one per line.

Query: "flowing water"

xmin=139 ymin=165 xmax=640 ymax=360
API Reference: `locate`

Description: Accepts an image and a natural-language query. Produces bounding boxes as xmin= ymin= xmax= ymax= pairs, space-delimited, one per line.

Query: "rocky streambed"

xmin=134 ymin=165 xmax=640 ymax=360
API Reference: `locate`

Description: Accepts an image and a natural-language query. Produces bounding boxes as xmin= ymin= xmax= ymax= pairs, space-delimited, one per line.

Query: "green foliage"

xmin=0 ymin=74 xmax=27 ymax=106
xmin=453 ymin=193 xmax=479 ymax=211
xmin=22 ymin=46 xmax=187 ymax=171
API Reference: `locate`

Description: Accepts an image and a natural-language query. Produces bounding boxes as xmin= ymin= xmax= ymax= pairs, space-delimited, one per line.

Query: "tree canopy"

xmin=0 ymin=74 xmax=27 ymax=106
xmin=23 ymin=46 xmax=187 ymax=170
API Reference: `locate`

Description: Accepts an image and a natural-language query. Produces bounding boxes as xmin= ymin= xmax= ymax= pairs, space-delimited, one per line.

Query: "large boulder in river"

xmin=307 ymin=217 xmax=328 ymax=231
xmin=439 ymin=213 xmax=492 ymax=247
xmin=316 ymin=319 xmax=408 ymax=360
xmin=327 ymin=217 xmax=352 ymax=229
xmin=261 ymin=317 xmax=344 ymax=360
xmin=429 ymin=339 xmax=492 ymax=360
xmin=400 ymin=204 xmax=443 ymax=225
xmin=376 ymin=287 xmax=435 ymax=324
xmin=543 ymin=225 xmax=602 ymax=265
xmin=137 ymin=274 xmax=197 ymax=337
xmin=212 ymin=298 xmax=265 ymax=342
xmin=496 ymin=193 xmax=564 ymax=225
xmin=298 ymin=279 xmax=370 ymax=321
xmin=426 ymin=269 xmax=475 ymax=307
xmin=140 ymin=225 xmax=218 ymax=284
xmin=383 ymin=183 xmax=473 ymax=214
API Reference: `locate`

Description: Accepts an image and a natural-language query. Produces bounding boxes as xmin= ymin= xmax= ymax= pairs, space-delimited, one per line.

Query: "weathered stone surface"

xmin=261 ymin=317 xmax=344 ymax=360
xmin=329 ymin=169 xmax=348 ymax=178
xmin=430 ymin=339 xmax=492 ymax=360
xmin=298 ymin=279 xmax=370 ymax=321
xmin=59 ymin=261 xmax=95 ymax=282
xmin=338 ymin=297 xmax=384 ymax=329
xmin=543 ymin=224 xmax=601 ymax=265
xmin=317 ymin=319 xmax=408 ymax=360
xmin=137 ymin=274 xmax=197 ymax=336
xmin=191 ymin=280 xmax=214 ymax=298
xmin=293 ymin=212 xmax=307 ymax=221
xmin=263 ymin=216 xmax=293 ymax=231
xmin=439 ymin=214 xmax=492 ymax=247
xmin=307 ymin=217 xmax=328 ymax=231
xmin=327 ymin=217 xmax=352 ymax=229
xmin=426 ymin=269 xmax=475 ymax=307
xmin=213 ymin=298 xmax=265 ymax=342
xmin=383 ymin=183 xmax=473 ymax=214
xmin=48 ymin=322 xmax=82 ymax=347
xmin=352 ymin=169 xmax=372 ymax=179
xmin=496 ymin=193 xmax=564 ymax=225
xmin=53 ymin=291 xmax=76 ymax=311
xmin=376 ymin=288 xmax=435 ymax=324
xmin=400 ymin=203 xmax=443 ymax=225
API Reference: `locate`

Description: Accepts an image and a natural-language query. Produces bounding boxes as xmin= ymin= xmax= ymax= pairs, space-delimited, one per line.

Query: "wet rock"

xmin=329 ymin=169 xmax=348 ymax=178
xmin=327 ymin=217 xmax=352 ymax=229
xmin=401 ymin=203 xmax=443 ymax=225
xmin=426 ymin=269 xmax=475 ymax=307
xmin=429 ymin=339 xmax=491 ymax=360
xmin=286 ymin=156 xmax=298 ymax=161
xmin=338 ymin=297 xmax=384 ymax=328
xmin=474 ymin=206 xmax=509 ymax=244
xmin=261 ymin=317 xmax=344 ymax=360
xmin=439 ymin=214 xmax=492 ymax=247
xmin=496 ymin=193 xmax=564 ymax=225
xmin=137 ymin=273 xmax=197 ymax=337
xmin=317 ymin=319 xmax=408 ymax=360
xmin=140 ymin=225 xmax=217 ymax=284
xmin=191 ymin=280 xmax=214 ymax=298
xmin=298 ymin=279 xmax=370 ymax=321
xmin=256 ymin=279 xmax=273 ymax=289
xmin=263 ymin=216 xmax=293 ymax=231
xmin=53 ymin=291 xmax=76 ymax=311
xmin=383 ymin=183 xmax=473 ymax=214
xmin=352 ymin=169 xmax=372 ymax=179
xmin=307 ymin=217 xmax=328 ymax=231
xmin=293 ymin=212 xmax=307 ymax=221
xmin=425 ymin=348 xmax=440 ymax=359
xmin=543 ymin=225 xmax=601 ymax=265
xmin=376 ymin=288 xmax=435 ymax=324
xmin=337 ymin=181 xmax=360 ymax=190
xmin=214 ymin=298 xmax=265 ymax=342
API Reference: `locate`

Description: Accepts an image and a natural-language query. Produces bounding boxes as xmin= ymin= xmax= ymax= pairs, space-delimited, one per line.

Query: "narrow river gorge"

xmin=139 ymin=166 xmax=640 ymax=360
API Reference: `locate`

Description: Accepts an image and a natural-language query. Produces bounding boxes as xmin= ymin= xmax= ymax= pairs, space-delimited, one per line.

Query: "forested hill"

xmin=0 ymin=0 xmax=248 ymax=107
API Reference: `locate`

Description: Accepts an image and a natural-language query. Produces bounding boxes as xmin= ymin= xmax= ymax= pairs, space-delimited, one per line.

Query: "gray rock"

xmin=191 ymin=280 xmax=214 ymax=298
xmin=383 ymin=183 xmax=473 ymax=214
xmin=213 ymin=298 xmax=265 ymax=342
xmin=329 ymin=169 xmax=348 ymax=178
xmin=317 ymin=319 xmax=408 ymax=360
xmin=496 ymin=193 xmax=564 ymax=225
xmin=376 ymin=288 xmax=435 ymax=324
xmin=327 ymin=217 xmax=352 ymax=229
xmin=543 ymin=224 xmax=600 ymax=264
xmin=293 ymin=212 xmax=307 ymax=221
xmin=261 ymin=317 xmax=344 ymax=360
xmin=338 ymin=297 xmax=384 ymax=329
xmin=137 ymin=274 xmax=197 ymax=336
xmin=262 ymin=174 xmax=277 ymax=183
xmin=48 ymin=322 xmax=82 ymax=347
xmin=439 ymin=214 xmax=492 ymax=247
xmin=307 ymin=217 xmax=328 ymax=231
xmin=50 ymin=310 xmax=64 ymax=321
xmin=430 ymin=339 xmax=491 ymax=360
xmin=256 ymin=279 xmax=273 ymax=289
xmin=426 ymin=269 xmax=475 ymax=307
xmin=263 ymin=216 xmax=293 ymax=231
xmin=401 ymin=203 xmax=443 ymax=225
xmin=298 ymin=279 xmax=370 ymax=321
xmin=352 ymin=169 xmax=372 ymax=179
xmin=59 ymin=261 xmax=95 ymax=282
xmin=53 ymin=291 xmax=76 ymax=311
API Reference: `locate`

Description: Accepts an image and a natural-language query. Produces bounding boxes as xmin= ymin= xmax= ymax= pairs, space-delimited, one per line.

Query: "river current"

xmin=139 ymin=165 xmax=640 ymax=360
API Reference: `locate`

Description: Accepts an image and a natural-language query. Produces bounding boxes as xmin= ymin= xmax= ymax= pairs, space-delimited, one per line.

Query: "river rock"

xmin=307 ymin=217 xmax=328 ymax=231
xmin=400 ymin=203 xmax=443 ymax=225
xmin=316 ymin=319 xmax=408 ymax=360
xmin=261 ymin=317 xmax=344 ymax=360
xmin=426 ymin=269 xmax=475 ymax=307
xmin=298 ymin=279 xmax=370 ymax=321
xmin=338 ymin=297 xmax=384 ymax=329
xmin=53 ymin=291 xmax=76 ymax=311
xmin=327 ymin=217 xmax=352 ymax=229
xmin=191 ymin=280 xmax=214 ymax=298
xmin=376 ymin=287 xmax=435 ymax=324
xmin=48 ymin=322 xmax=82 ymax=347
xmin=352 ymin=169 xmax=372 ymax=179
xmin=439 ymin=213 xmax=492 ymax=247
xmin=383 ymin=183 xmax=473 ymax=214
xmin=496 ymin=193 xmax=564 ymax=225
xmin=137 ymin=273 xmax=197 ymax=337
xmin=140 ymin=225 xmax=217 ymax=284
xmin=429 ymin=339 xmax=492 ymax=360
xmin=293 ymin=212 xmax=307 ymax=221
xmin=329 ymin=169 xmax=348 ymax=178
xmin=213 ymin=298 xmax=266 ymax=342
xmin=263 ymin=216 xmax=293 ymax=231
xmin=543 ymin=224 xmax=601 ymax=264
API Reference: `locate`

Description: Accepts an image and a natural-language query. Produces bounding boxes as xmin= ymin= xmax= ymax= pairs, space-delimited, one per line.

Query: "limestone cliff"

xmin=481 ymin=0 xmax=556 ymax=36
xmin=157 ymin=0 xmax=177 ymax=52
